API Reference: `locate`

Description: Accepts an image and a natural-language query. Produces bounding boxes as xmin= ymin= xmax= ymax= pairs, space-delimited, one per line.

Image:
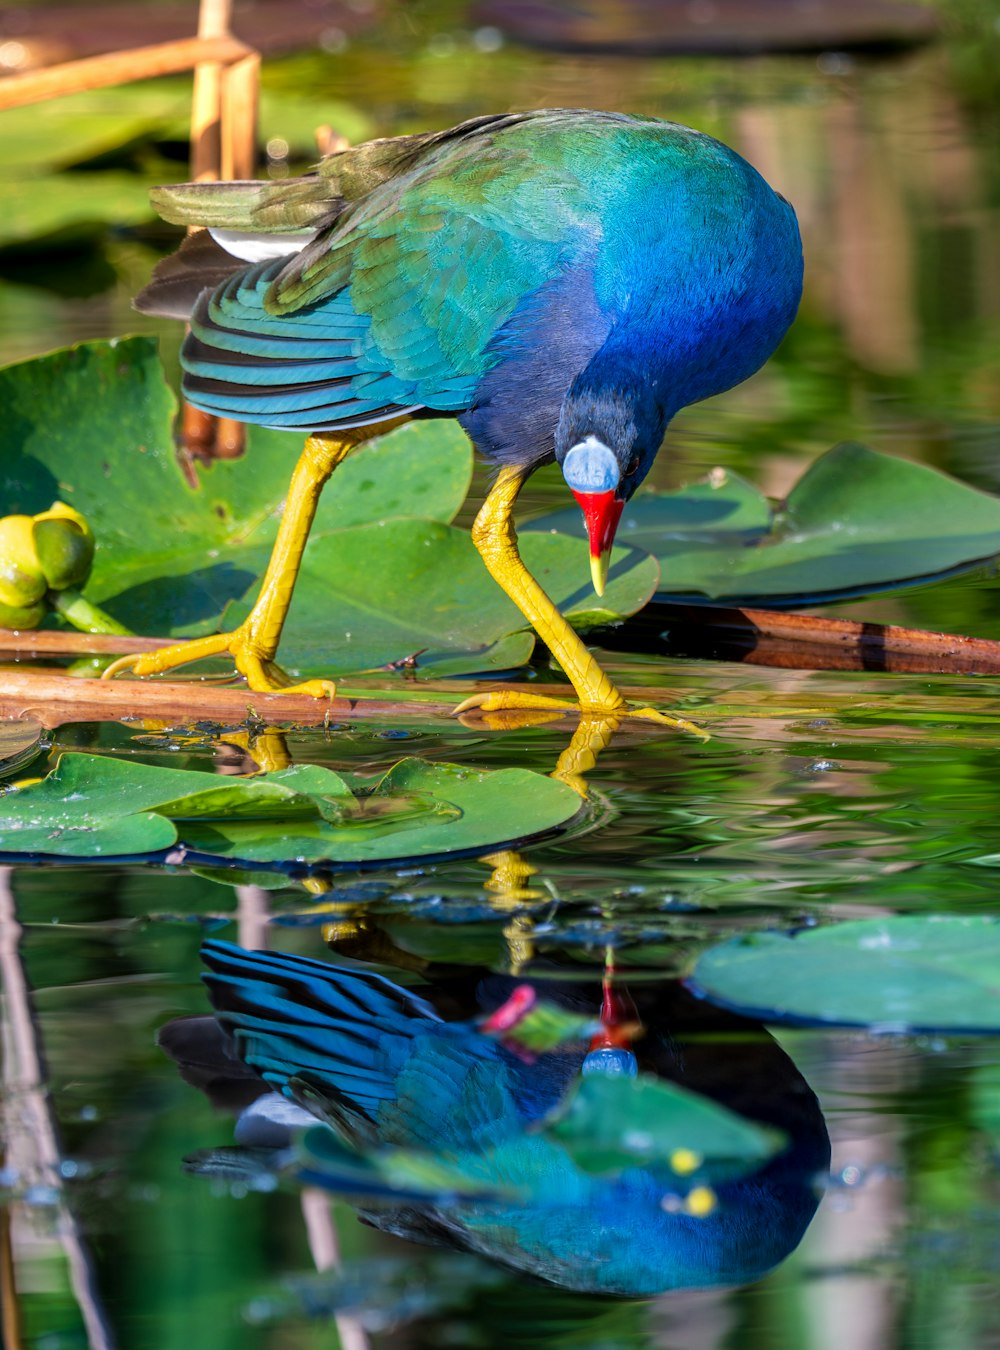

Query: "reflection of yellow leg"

xmin=553 ymin=715 xmax=619 ymax=797
xmin=454 ymin=466 xmax=705 ymax=736
xmin=103 ymin=425 xmax=400 ymax=697
xmin=479 ymin=715 xmax=633 ymax=968
xmin=219 ymin=727 xmax=292 ymax=773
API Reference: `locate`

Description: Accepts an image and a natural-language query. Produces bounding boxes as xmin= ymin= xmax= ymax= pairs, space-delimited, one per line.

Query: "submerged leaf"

xmin=689 ymin=915 xmax=1000 ymax=1031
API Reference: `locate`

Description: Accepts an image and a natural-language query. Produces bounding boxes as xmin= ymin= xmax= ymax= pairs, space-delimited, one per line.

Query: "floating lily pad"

xmin=543 ymin=1073 xmax=784 ymax=1182
xmin=0 ymin=338 xmax=656 ymax=676
xmin=688 ymin=915 xmax=1000 ymax=1032
xmin=527 ymin=443 xmax=1000 ymax=605
xmin=0 ymin=752 xmax=582 ymax=865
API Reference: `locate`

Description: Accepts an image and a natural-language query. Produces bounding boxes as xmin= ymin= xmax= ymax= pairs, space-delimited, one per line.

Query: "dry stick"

xmin=0 ymin=666 xmax=457 ymax=726
xmin=212 ymin=50 xmax=260 ymax=456
xmin=657 ymin=604 xmax=1000 ymax=674
xmin=0 ymin=632 xmax=170 ymax=656
xmin=0 ymin=1199 xmax=23 ymax=1350
xmin=0 ymin=870 xmax=116 ymax=1350
xmin=0 ymin=35 xmax=253 ymax=109
xmin=221 ymin=51 xmax=260 ymax=186
xmin=6 ymin=605 xmax=1000 ymax=668
xmin=299 ymin=1189 xmax=372 ymax=1350
xmin=183 ymin=0 xmax=251 ymax=459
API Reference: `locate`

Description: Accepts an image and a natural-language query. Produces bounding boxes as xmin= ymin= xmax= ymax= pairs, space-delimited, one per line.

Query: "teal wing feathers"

xmin=176 ymin=111 xmax=619 ymax=430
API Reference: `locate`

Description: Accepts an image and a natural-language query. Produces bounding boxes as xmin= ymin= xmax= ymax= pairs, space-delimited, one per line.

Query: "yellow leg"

xmin=454 ymin=466 xmax=705 ymax=736
xmin=104 ymin=427 xmax=389 ymax=697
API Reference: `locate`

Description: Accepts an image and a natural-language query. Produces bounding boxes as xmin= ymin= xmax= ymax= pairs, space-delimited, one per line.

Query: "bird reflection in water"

xmin=160 ymin=938 xmax=829 ymax=1299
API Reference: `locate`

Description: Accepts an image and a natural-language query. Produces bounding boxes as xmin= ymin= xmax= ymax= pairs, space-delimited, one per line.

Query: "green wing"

xmin=163 ymin=111 xmax=627 ymax=418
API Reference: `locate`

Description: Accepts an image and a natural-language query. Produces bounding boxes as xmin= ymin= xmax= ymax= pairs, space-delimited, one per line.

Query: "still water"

xmin=2 ymin=2 xmax=1000 ymax=1347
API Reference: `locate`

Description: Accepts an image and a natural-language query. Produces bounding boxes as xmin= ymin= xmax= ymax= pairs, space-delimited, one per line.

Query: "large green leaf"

xmin=688 ymin=915 xmax=1000 ymax=1032
xmin=543 ymin=1073 xmax=783 ymax=1182
xmin=527 ymin=443 xmax=1000 ymax=605
xmin=235 ymin=523 xmax=658 ymax=679
xmin=0 ymin=337 xmax=657 ymax=675
xmin=0 ymin=752 xmax=582 ymax=865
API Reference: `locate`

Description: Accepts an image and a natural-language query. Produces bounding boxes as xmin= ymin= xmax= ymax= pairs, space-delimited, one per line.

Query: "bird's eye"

xmin=626 ymin=455 xmax=640 ymax=476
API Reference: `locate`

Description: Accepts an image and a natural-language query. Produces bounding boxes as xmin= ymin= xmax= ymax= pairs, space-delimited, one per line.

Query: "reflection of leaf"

xmin=0 ymin=753 xmax=582 ymax=865
xmin=0 ymin=719 xmax=44 ymax=779
xmin=689 ymin=915 xmax=1000 ymax=1032
xmin=0 ymin=337 xmax=657 ymax=676
xmin=298 ymin=1126 xmax=519 ymax=1202
xmin=527 ymin=443 xmax=1000 ymax=604
xmin=544 ymin=1073 xmax=783 ymax=1182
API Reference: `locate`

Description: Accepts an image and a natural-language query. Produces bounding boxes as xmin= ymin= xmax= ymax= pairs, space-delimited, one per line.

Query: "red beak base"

xmin=571 ymin=488 xmax=624 ymax=596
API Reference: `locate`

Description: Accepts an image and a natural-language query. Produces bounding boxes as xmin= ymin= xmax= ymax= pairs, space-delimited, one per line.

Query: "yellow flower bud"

xmin=0 ymin=514 xmax=46 ymax=608
xmin=33 ymin=501 xmax=95 ymax=591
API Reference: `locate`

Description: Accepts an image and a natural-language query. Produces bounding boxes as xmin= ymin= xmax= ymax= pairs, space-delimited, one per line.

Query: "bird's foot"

xmin=452 ymin=689 xmax=707 ymax=739
xmin=101 ymin=627 xmax=336 ymax=699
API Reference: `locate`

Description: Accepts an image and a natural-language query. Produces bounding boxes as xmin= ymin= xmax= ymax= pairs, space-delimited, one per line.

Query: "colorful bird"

xmin=160 ymin=941 xmax=829 ymax=1297
xmin=111 ymin=109 xmax=802 ymax=724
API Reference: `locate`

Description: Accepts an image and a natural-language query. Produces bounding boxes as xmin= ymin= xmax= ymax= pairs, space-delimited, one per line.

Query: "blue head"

xmin=555 ymin=133 xmax=803 ymax=593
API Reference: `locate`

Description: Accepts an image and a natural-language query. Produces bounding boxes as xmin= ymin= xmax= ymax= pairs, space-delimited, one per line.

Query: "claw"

xmin=453 ymin=690 xmax=580 ymax=717
xmin=101 ymin=630 xmax=336 ymax=700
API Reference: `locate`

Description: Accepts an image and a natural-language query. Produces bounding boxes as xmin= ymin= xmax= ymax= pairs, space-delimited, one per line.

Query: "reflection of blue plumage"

xmin=187 ymin=941 xmax=829 ymax=1297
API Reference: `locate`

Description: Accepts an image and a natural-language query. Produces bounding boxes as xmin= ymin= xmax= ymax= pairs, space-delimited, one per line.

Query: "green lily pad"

xmin=527 ymin=443 xmax=1000 ymax=605
xmin=688 ymin=915 xmax=1000 ymax=1032
xmin=0 ymin=337 xmax=657 ymax=675
xmin=0 ymin=752 xmax=582 ymax=865
xmin=543 ymin=1073 xmax=783 ymax=1182
xmin=234 ymin=523 xmax=658 ymax=679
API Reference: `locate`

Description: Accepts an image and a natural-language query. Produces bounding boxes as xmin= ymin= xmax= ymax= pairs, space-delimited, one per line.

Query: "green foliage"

xmin=0 ymin=82 xmax=374 ymax=250
xmin=690 ymin=915 xmax=1000 ymax=1031
xmin=0 ymin=336 xmax=657 ymax=675
xmin=0 ymin=752 xmax=583 ymax=864
xmin=528 ymin=443 xmax=1000 ymax=604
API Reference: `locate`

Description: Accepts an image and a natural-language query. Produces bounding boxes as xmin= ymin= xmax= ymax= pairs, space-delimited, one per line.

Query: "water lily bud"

xmin=0 ymin=597 xmax=46 ymax=630
xmin=32 ymin=501 xmax=95 ymax=591
xmin=0 ymin=514 xmax=46 ymax=608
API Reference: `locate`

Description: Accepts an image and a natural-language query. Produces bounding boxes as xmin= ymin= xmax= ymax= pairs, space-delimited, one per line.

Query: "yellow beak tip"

xmin=590 ymin=550 xmax=611 ymax=598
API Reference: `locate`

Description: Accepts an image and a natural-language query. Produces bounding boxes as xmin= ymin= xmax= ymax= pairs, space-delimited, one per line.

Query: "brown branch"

xmin=0 ymin=35 xmax=254 ymax=109
xmin=0 ymin=632 xmax=172 ymax=656
xmin=0 ymin=667 xmax=457 ymax=727
xmin=657 ymin=604 xmax=1000 ymax=675
xmin=6 ymin=605 xmax=1000 ymax=672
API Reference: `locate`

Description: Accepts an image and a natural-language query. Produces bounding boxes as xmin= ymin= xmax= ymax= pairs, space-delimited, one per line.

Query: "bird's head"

xmin=555 ymin=384 xmax=666 ymax=596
